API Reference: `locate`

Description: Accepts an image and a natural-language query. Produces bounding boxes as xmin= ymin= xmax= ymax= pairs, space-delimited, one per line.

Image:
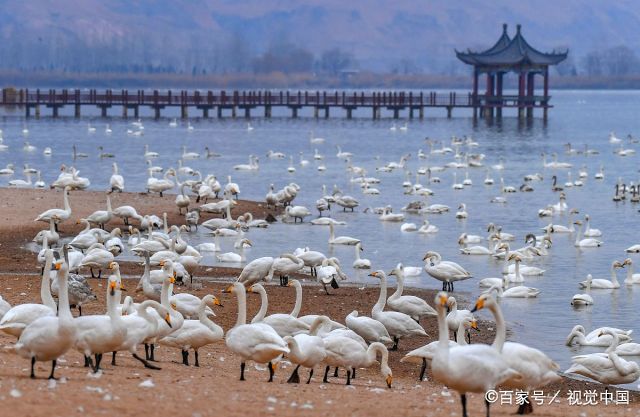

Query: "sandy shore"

xmin=0 ymin=188 xmax=636 ymax=416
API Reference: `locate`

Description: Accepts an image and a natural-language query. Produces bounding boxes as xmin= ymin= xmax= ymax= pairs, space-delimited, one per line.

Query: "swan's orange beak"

xmin=109 ymin=280 xmax=116 ymax=296
xmin=473 ymin=298 xmax=485 ymax=312
xmin=54 ymin=262 xmax=62 ymax=270
xmin=471 ymin=320 xmax=479 ymax=331
xmin=222 ymin=285 xmax=234 ymax=294
xmin=212 ymin=296 xmax=222 ymax=306
xmin=368 ymin=271 xmax=378 ymax=277
xmin=437 ymin=293 xmax=448 ymax=306
xmin=159 ymin=261 xmax=166 ymax=266
xmin=386 ymin=375 xmax=393 ymax=389
xmin=169 ymin=276 xmax=176 ymax=284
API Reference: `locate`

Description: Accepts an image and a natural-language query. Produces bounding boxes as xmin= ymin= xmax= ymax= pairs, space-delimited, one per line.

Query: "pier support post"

xmin=154 ymin=106 xmax=161 ymax=119
xmin=232 ymin=106 xmax=237 ymax=118
xmin=446 ymin=106 xmax=452 ymax=118
xmin=133 ymin=106 xmax=139 ymax=118
xmin=181 ymin=105 xmax=188 ymax=119
xmin=324 ymin=107 xmax=329 ymax=119
xmin=217 ymin=107 xmax=223 ymax=118
xmin=202 ymin=108 xmax=209 ymax=118
xmin=393 ymin=108 xmax=399 ymax=119
xmin=52 ymin=106 xmax=59 ymax=118
xmin=346 ymin=108 xmax=353 ymax=119
xmin=25 ymin=105 xmax=30 ymax=118
xmin=98 ymin=106 xmax=108 ymax=117
xmin=122 ymin=106 xmax=127 ymax=118
xmin=74 ymin=104 xmax=81 ymax=118
xmin=314 ymin=107 xmax=319 ymax=118
xmin=264 ymin=106 xmax=271 ymax=118
xmin=291 ymin=107 xmax=297 ymax=118
xmin=419 ymin=107 xmax=424 ymax=119
xmin=526 ymin=72 xmax=534 ymax=119
xmin=245 ymin=107 xmax=251 ymax=118
xmin=496 ymin=72 xmax=504 ymax=119
xmin=35 ymin=105 xmax=40 ymax=118
xmin=409 ymin=108 xmax=414 ymax=119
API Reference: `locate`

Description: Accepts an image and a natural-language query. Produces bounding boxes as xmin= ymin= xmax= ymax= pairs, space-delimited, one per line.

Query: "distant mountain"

xmin=0 ymin=0 xmax=638 ymax=74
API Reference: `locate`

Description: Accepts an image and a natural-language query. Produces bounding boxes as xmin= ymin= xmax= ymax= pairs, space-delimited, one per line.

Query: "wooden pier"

xmin=0 ymin=88 xmax=552 ymax=120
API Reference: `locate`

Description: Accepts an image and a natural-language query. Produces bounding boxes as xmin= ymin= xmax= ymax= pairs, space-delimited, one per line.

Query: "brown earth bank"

xmin=0 ymin=187 xmax=637 ymax=416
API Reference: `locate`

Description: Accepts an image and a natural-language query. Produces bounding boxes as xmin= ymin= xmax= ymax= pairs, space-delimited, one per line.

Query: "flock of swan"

xmin=0 ymin=120 xmax=640 ymax=416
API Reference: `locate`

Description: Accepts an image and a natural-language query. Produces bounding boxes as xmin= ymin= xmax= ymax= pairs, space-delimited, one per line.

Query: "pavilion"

xmin=456 ymin=24 xmax=567 ymax=119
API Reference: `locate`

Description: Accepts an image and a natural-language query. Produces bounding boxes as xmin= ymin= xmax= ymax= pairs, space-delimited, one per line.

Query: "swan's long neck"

xmin=239 ymin=244 xmax=246 ymax=262
xmin=233 ymin=283 xmax=247 ymax=327
xmin=41 ymin=253 xmax=57 ymax=311
xmin=308 ymin=317 xmax=327 ymax=335
xmin=197 ymin=298 xmax=215 ymax=330
xmin=354 ymin=244 xmax=361 ymax=261
xmin=489 ymin=302 xmax=507 ymax=352
xmin=605 ymin=332 xmax=620 ymax=354
xmin=575 ymin=223 xmax=583 ymax=245
xmin=251 ymin=285 xmax=268 ymax=323
xmin=515 ymin=259 xmax=521 ymax=281
xmin=287 ymin=337 xmax=304 ymax=359
xmin=106 ymin=195 xmax=112 ymax=213
xmin=163 ymin=213 xmax=168 ymax=234
xmin=329 ymin=223 xmax=335 ymax=242
xmin=63 ymin=188 xmax=71 ymax=213
xmin=456 ymin=323 xmax=469 ymax=346
xmin=436 ymin=301 xmax=450 ymax=361
xmin=290 ymin=281 xmax=302 ymax=317
xmin=610 ymin=264 xmax=619 ymax=285
xmin=389 ymin=272 xmax=404 ymax=300
xmin=160 ymin=275 xmax=171 ymax=308
xmin=57 ymin=264 xmax=73 ymax=325
xmin=372 ymin=275 xmax=388 ymax=314
xmin=225 ymin=204 xmax=232 ymax=221
xmin=366 ymin=342 xmax=388 ymax=368
xmin=80 ymin=219 xmax=90 ymax=233
xmin=626 ymin=264 xmax=634 ymax=282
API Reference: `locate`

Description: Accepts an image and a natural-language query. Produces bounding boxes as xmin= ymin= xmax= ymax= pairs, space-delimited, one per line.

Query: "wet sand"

xmin=0 ymin=188 xmax=636 ymax=416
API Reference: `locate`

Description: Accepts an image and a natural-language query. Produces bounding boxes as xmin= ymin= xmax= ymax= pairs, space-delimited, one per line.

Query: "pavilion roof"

xmin=456 ymin=24 xmax=568 ymax=67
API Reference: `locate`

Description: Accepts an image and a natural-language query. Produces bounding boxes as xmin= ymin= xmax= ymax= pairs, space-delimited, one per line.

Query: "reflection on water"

xmin=3 ymin=90 xmax=640 ymax=387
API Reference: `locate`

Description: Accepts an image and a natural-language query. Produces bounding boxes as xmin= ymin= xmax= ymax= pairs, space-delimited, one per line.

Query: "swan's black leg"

xmin=181 ymin=350 xmax=189 ymax=366
xmin=453 ymin=332 xmax=457 ymax=343
xmin=149 ymin=344 xmax=156 ymax=361
xmin=306 ymin=368 xmax=314 ymax=384
xmin=267 ymin=361 xmax=275 ymax=382
xmin=323 ymin=365 xmax=330 ymax=383
xmin=30 ymin=357 xmax=36 ymax=379
xmin=90 ymin=268 xmax=95 ymax=278
xmin=333 ymin=366 xmax=339 ymax=377
xmin=346 ymin=368 xmax=352 ymax=385
xmin=132 ymin=353 xmax=161 ymax=370
xmin=485 ymin=398 xmax=491 ymax=417
xmin=144 ymin=344 xmax=150 ymax=360
xmin=48 ymin=360 xmax=58 ymax=380
xmin=194 ymin=350 xmax=200 ymax=367
xmin=391 ymin=337 xmax=399 ymax=351
xmin=466 ymin=330 xmax=471 ymax=344
xmin=78 ymin=305 xmax=83 ymax=316
xmin=111 ymin=351 xmax=117 ymax=366
xmin=461 ymin=394 xmax=468 ymax=417
xmin=240 ymin=362 xmax=246 ymax=381
xmin=84 ymin=355 xmax=90 ymax=367
xmin=419 ymin=358 xmax=427 ymax=381
xmin=352 ymin=368 xmax=356 ymax=379
xmin=287 ymin=365 xmax=300 ymax=383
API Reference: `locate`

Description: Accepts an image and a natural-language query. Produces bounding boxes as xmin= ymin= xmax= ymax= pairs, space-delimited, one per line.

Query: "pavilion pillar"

xmin=526 ymin=72 xmax=535 ymax=118
xmin=495 ymin=72 xmax=504 ymax=119
xmin=518 ymin=72 xmax=526 ymax=119
xmin=485 ymin=73 xmax=494 ymax=118
xmin=472 ymin=69 xmax=479 ymax=119
xmin=543 ymin=67 xmax=549 ymax=120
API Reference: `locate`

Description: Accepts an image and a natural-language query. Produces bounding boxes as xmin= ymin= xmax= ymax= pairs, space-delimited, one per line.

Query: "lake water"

xmin=1 ymin=89 xmax=639 ymax=387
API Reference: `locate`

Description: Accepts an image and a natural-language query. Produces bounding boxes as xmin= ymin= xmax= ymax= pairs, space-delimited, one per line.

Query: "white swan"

xmin=487 ymin=283 xmax=540 ymax=298
xmin=345 ymin=311 xmax=392 ymax=345
xmin=223 ymin=282 xmax=289 ymax=381
xmin=12 ymin=260 xmax=75 ymax=379
xmin=573 ymin=220 xmax=603 ymax=247
xmin=316 ymin=257 xmax=348 ymax=294
xmin=159 ymin=294 xmax=223 ymax=366
xmin=86 ymin=194 xmax=113 ymax=228
xmin=565 ymin=329 xmax=640 ymax=385
xmin=216 ymin=239 xmax=251 ymax=263
xmin=579 ymin=261 xmax=622 ymax=289
xmin=34 ymin=186 xmax=72 ymax=227
xmin=328 ymin=222 xmax=360 ymax=245
xmin=583 ymin=214 xmax=602 ymax=237
xmin=271 ymin=254 xmax=304 ymax=286
xmin=236 ymin=257 xmax=275 ymax=287
xmin=417 ymin=220 xmax=438 ymax=234
xmin=622 ymin=258 xmax=640 ymax=285
xmin=109 ymin=162 xmax=124 ymax=192
xmin=72 ymin=266 xmax=127 ymax=372
xmin=458 ymin=233 xmax=496 ymax=255
xmin=565 ymin=325 xmax=632 ymax=347
xmin=387 ymin=264 xmax=436 ymax=320
xmin=423 ymin=251 xmax=472 ymax=292
xmin=369 ymin=271 xmax=427 ymax=350
xmin=322 ymin=338 xmax=392 ymax=387
xmin=249 ymin=283 xmax=310 ymax=337
xmin=352 ymin=242 xmax=371 ymax=269
xmin=282 ymin=316 xmax=330 ymax=383
xmin=0 ymin=250 xmax=57 ymax=337
xmin=431 ymin=292 xmax=520 ymax=417
xmin=471 ymin=293 xmax=561 ymax=415
xmin=572 ymin=274 xmax=594 ymax=305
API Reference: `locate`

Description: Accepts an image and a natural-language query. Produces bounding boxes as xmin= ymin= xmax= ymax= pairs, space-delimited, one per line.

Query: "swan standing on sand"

xmin=86 ymin=194 xmax=113 ymax=229
xmin=0 ymin=250 xmax=57 ymax=337
xmin=282 ymin=316 xmax=330 ymax=384
xmin=423 ymin=251 xmax=472 ymax=291
xmin=387 ymin=264 xmax=436 ymax=321
xmin=12 ymin=260 xmax=76 ymax=379
xmin=322 ymin=337 xmax=392 ymax=387
xmin=223 ymin=282 xmax=289 ymax=382
xmin=35 ymin=186 xmax=71 ymax=230
xmin=431 ymin=292 xmax=520 ymax=417
xmin=368 ymin=271 xmax=427 ymax=350
xmin=159 ymin=295 xmax=223 ymax=366
xmin=110 ymin=162 xmax=124 ymax=192
xmin=345 ymin=310 xmax=392 ymax=345
xmin=249 ymin=283 xmax=310 ymax=337
xmin=472 ymin=293 xmax=561 ymax=415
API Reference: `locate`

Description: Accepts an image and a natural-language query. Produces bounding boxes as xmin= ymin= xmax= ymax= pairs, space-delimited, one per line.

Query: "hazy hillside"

xmin=0 ymin=0 xmax=638 ymax=75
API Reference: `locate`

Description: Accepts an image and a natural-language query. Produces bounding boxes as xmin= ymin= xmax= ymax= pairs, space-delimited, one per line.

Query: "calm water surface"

xmin=1 ymin=90 xmax=639 ymax=387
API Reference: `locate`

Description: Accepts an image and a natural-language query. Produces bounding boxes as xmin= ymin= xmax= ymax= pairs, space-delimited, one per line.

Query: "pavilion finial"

xmin=502 ymin=23 xmax=508 ymax=34
xmin=516 ymin=24 xmax=521 ymax=34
